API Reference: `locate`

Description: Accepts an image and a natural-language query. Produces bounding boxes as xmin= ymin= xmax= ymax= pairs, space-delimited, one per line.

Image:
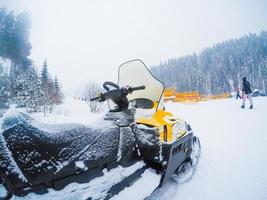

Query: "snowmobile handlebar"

xmin=90 ymin=96 xmax=101 ymax=101
xmin=103 ymin=81 xmax=119 ymax=92
xmin=90 ymin=82 xmax=145 ymax=110
xmin=128 ymin=85 xmax=145 ymax=92
xmin=102 ymin=82 xmax=145 ymax=93
xmin=90 ymin=84 xmax=146 ymax=102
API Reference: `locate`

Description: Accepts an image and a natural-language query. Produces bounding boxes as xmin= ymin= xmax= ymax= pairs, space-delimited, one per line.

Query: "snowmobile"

xmin=0 ymin=59 xmax=200 ymax=200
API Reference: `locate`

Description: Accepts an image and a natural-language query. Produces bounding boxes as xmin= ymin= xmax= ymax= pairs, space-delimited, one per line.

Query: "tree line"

xmin=151 ymin=31 xmax=267 ymax=95
xmin=0 ymin=8 xmax=63 ymax=114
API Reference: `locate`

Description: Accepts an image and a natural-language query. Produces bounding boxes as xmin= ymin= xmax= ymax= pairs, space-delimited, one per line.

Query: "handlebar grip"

xmin=130 ymin=85 xmax=145 ymax=92
xmin=90 ymin=96 xmax=100 ymax=101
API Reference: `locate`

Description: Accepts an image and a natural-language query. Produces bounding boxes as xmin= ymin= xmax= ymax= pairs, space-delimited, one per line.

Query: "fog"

xmin=1 ymin=0 xmax=267 ymax=94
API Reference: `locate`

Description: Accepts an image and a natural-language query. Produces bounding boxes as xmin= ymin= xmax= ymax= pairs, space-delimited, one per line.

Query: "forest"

xmin=151 ymin=31 xmax=267 ymax=95
xmin=0 ymin=8 xmax=63 ymax=115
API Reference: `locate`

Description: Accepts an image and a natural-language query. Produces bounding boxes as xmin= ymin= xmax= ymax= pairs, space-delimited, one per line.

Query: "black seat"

xmin=0 ymin=113 xmax=120 ymax=187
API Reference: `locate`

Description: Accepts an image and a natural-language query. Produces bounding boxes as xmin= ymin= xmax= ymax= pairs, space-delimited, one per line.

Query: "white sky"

xmin=1 ymin=0 xmax=267 ymax=94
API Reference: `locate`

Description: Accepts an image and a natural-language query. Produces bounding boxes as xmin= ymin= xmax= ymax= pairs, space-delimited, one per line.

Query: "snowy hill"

xmin=2 ymin=97 xmax=267 ymax=200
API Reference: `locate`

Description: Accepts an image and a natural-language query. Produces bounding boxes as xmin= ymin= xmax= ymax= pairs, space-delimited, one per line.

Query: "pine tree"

xmin=25 ymin=67 xmax=44 ymax=111
xmin=0 ymin=9 xmax=31 ymax=78
xmin=53 ymin=76 xmax=63 ymax=104
xmin=9 ymin=72 xmax=29 ymax=107
xmin=39 ymin=61 xmax=63 ymax=115
xmin=0 ymin=9 xmax=15 ymax=60
xmin=41 ymin=60 xmax=49 ymax=85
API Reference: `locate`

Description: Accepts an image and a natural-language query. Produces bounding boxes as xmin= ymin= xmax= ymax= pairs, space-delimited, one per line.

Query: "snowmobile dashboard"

xmin=90 ymin=81 xmax=145 ymax=111
xmin=130 ymin=98 xmax=155 ymax=109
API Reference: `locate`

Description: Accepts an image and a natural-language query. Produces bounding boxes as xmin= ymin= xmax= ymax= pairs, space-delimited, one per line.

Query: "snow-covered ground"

xmin=2 ymin=97 xmax=267 ymax=200
xmin=113 ymin=97 xmax=267 ymax=200
xmin=30 ymin=96 xmax=104 ymax=125
xmin=155 ymin=97 xmax=267 ymax=200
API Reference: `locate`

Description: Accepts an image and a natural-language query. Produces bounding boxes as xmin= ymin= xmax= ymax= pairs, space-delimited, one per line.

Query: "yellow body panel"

xmin=136 ymin=106 xmax=187 ymax=143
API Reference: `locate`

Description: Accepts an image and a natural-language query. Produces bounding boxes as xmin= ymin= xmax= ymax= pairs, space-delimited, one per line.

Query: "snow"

xmin=75 ymin=161 xmax=87 ymax=170
xmin=0 ymin=185 xmax=7 ymax=198
xmin=111 ymin=169 xmax=161 ymax=200
xmin=30 ymin=96 xmax=103 ymax=125
xmin=3 ymin=96 xmax=267 ymax=200
xmin=13 ymin=162 xmax=146 ymax=200
xmin=151 ymin=97 xmax=267 ymax=200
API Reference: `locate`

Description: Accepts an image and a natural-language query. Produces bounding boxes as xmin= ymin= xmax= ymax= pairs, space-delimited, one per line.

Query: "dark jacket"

xmin=242 ymin=80 xmax=252 ymax=94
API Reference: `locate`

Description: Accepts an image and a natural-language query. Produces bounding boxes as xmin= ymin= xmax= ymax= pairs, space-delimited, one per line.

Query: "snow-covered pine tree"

xmin=40 ymin=61 xmax=63 ymax=115
xmin=53 ymin=76 xmax=63 ymax=105
xmin=151 ymin=31 xmax=267 ymax=95
xmin=0 ymin=9 xmax=31 ymax=78
xmin=40 ymin=60 xmax=51 ymax=115
xmin=25 ymin=66 xmax=44 ymax=112
xmin=41 ymin=60 xmax=49 ymax=85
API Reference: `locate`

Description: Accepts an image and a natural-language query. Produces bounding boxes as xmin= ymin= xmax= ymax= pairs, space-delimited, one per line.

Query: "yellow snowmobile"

xmin=117 ymin=59 xmax=201 ymax=187
xmin=0 ymin=59 xmax=200 ymax=200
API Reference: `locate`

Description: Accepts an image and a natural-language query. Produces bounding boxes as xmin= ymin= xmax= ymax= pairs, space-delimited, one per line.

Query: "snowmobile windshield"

xmin=118 ymin=60 xmax=164 ymax=110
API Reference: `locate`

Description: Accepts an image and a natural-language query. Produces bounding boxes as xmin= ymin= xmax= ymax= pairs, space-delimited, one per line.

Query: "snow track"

xmin=172 ymin=136 xmax=201 ymax=184
xmin=111 ymin=169 xmax=161 ymax=200
xmin=13 ymin=162 xmax=146 ymax=200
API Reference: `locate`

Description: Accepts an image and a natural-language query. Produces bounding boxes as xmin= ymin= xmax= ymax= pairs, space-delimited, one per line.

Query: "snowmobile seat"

xmin=0 ymin=112 xmax=121 ymax=189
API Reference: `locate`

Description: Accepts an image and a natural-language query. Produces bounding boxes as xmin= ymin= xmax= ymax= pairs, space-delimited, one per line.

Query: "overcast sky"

xmin=1 ymin=0 xmax=267 ymax=93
